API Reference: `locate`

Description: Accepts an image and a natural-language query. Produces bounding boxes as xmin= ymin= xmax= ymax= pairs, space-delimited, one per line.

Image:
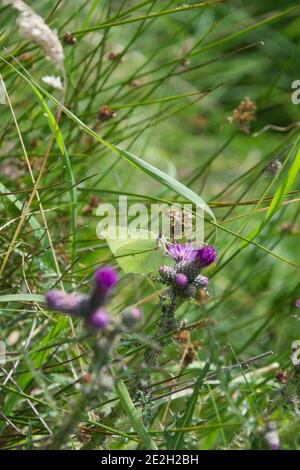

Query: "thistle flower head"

xmin=196 ymin=245 xmax=217 ymax=268
xmin=122 ymin=307 xmax=142 ymax=328
xmin=95 ymin=266 xmax=118 ymax=292
xmin=159 ymin=265 xmax=176 ymax=284
xmin=45 ymin=290 xmax=87 ymax=316
xmin=45 ymin=265 xmax=118 ymax=332
xmin=87 ymin=309 xmax=109 ymax=330
xmin=296 ymin=300 xmax=300 ymax=308
xmin=193 ymin=275 xmax=209 ymax=288
xmin=165 ymin=241 xmax=197 ymax=263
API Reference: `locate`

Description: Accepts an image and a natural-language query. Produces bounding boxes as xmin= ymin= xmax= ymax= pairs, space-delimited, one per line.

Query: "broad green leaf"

xmin=102 ymin=228 xmax=171 ymax=273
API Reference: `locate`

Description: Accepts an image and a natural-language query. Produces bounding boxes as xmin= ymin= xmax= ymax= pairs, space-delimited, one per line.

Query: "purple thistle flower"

xmin=194 ymin=275 xmax=209 ymax=288
xmin=95 ymin=266 xmax=118 ymax=292
xmin=175 ymin=273 xmax=189 ymax=288
xmin=131 ymin=307 xmax=141 ymax=320
xmin=296 ymin=300 xmax=300 ymax=308
xmin=122 ymin=307 xmax=142 ymax=328
xmin=165 ymin=241 xmax=197 ymax=263
xmin=87 ymin=309 xmax=109 ymax=330
xmin=45 ymin=290 xmax=87 ymax=316
xmin=196 ymin=245 xmax=217 ymax=268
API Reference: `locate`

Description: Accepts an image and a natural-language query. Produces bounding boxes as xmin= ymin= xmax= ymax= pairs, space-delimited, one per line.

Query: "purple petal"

xmin=45 ymin=290 xmax=87 ymax=316
xmin=95 ymin=266 xmax=118 ymax=291
xmin=165 ymin=241 xmax=197 ymax=263
xmin=88 ymin=309 xmax=109 ymax=330
xmin=196 ymin=245 xmax=217 ymax=267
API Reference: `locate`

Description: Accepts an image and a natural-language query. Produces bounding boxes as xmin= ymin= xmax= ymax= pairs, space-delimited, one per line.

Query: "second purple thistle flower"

xmin=45 ymin=266 xmax=118 ymax=330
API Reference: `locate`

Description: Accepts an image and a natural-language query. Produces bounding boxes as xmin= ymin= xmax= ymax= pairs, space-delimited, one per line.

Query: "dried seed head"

xmin=279 ymin=222 xmax=297 ymax=235
xmin=228 ymin=96 xmax=256 ymax=134
xmin=276 ymin=369 xmax=289 ymax=385
xmin=182 ymin=345 xmax=196 ymax=367
xmin=97 ymin=105 xmax=116 ymax=122
xmin=78 ymin=428 xmax=91 ymax=443
xmin=175 ymin=329 xmax=190 ymax=343
xmin=4 ymin=0 xmax=64 ymax=68
xmin=83 ymin=195 xmax=100 ymax=214
xmin=108 ymin=51 xmax=120 ymax=61
xmin=42 ymin=75 xmax=63 ymax=90
xmin=129 ymin=79 xmax=141 ymax=88
xmin=63 ymin=31 xmax=77 ymax=45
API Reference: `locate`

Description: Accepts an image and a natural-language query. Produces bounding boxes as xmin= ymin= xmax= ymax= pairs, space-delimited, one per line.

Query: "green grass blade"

xmin=170 ymin=361 xmax=210 ymax=450
xmin=113 ymin=371 xmax=158 ymax=450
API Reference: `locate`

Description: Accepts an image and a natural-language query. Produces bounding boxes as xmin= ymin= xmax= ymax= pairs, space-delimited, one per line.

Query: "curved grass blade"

xmin=1 ymin=60 xmax=215 ymax=225
xmin=240 ymin=133 xmax=300 ymax=249
xmin=113 ymin=368 xmax=158 ymax=450
xmin=169 ymin=361 xmax=210 ymax=450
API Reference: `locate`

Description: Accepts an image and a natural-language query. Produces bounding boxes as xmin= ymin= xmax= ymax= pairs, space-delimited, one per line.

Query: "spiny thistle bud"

xmin=174 ymin=273 xmax=188 ymax=288
xmin=264 ymin=158 xmax=282 ymax=177
xmin=159 ymin=265 xmax=176 ymax=284
xmin=122 ymin=307 xmax=141 ymax=328
xmin=175 ymin=260 xmax=199 ymax=280
xmin=87 ymin=309 xmax=109 ymax=330
xmin=193 ymin=275 xmax=209 ymax=289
